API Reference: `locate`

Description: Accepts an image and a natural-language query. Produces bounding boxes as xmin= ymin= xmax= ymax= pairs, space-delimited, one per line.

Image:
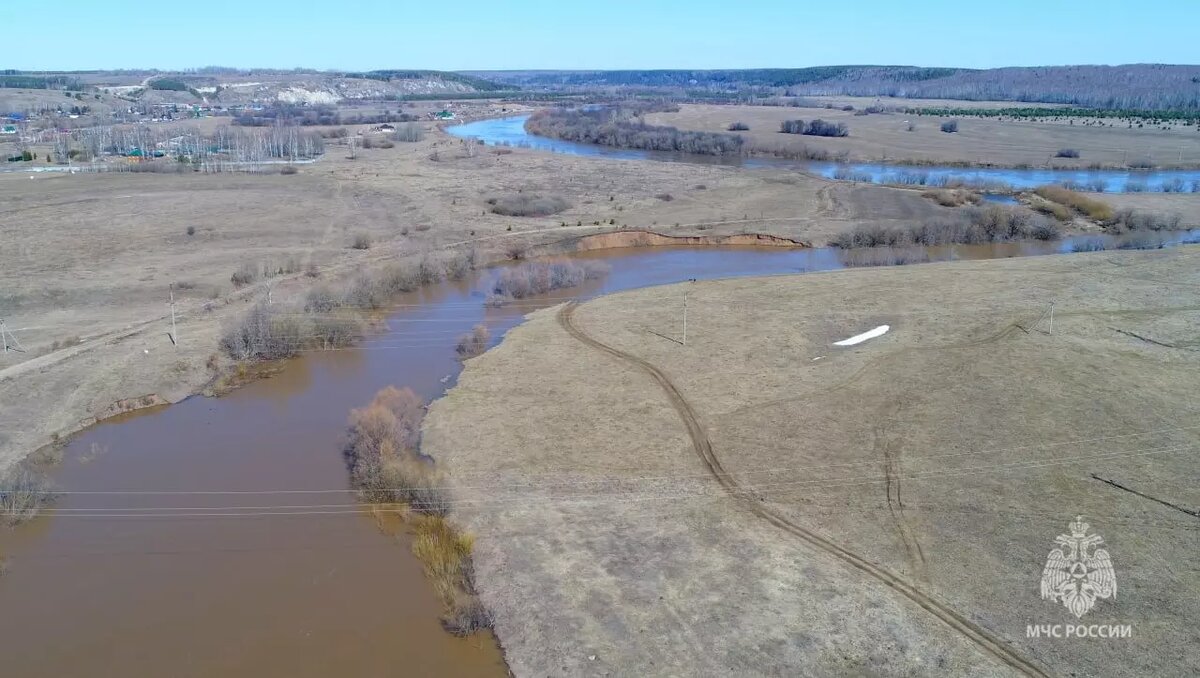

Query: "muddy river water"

xmin=1 ymin=226 xmax=1198 ymax=672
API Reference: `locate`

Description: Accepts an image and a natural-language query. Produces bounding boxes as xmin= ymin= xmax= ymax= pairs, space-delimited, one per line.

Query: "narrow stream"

xmin=448 ymin=115 xmax=1200 ymax=192
xmin=1 ymin=239 xmax=1197 ymax=674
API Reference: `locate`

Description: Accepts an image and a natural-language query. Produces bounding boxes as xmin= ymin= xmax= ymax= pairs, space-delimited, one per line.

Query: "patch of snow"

xmin=833 ymin=325 xmax=890 ymax=347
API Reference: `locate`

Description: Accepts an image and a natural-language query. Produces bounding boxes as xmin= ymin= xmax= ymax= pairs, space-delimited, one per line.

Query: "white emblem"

xmin=1040 ymin=516 xmax=1117 ymax=618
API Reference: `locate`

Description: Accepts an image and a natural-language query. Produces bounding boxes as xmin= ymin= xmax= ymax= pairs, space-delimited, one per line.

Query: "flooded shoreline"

xmin=2 ymin=237 xmax=1198 ymax=676
xmin=448 ymin=115 xmax=1200 ymax=193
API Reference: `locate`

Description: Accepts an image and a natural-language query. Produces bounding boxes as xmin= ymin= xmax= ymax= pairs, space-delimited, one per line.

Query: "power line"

xmin=48 ymin=423 xmax=1197 ymax=497
xmin=38 ymin=443 xmax=1194 ymax=514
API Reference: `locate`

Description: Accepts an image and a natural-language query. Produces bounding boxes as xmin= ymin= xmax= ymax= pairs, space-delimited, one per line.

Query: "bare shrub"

xmin=230 ymin=262 xmax=260 ymax=287
xmin=1161 ymin=178 xmax=1188 ymax=193
xmin=186 ymin=225 xmax=196 ymax=236
xmin=922 ymin=189 xmax=981 ymax=207
xmin=940 ymin=120 xmax=959 ymax=133
xmin=1069 ymin=237 xmax=1108 ymax=253
xmin=832 ymin=167 xmax=874 ymax=182
xmin=655 ymin=193 xmax=674 ymax=201
xmin=840 ymin=247 xmax=933 ymax=267
xmin=727 ymin=121 xmax=750 ymax=131
xmin=416 ymin=255 xmax=445 ymax=285
xmin=1106 ymin=208 xmax=1184 ymax=233
xmin=1125 ymin=181 xmax=1149 ymax=192
xmin=1055 ymin=148 xmax=1080 ymax=158
xmin=351 ymin=233 xmax=372 ymax=250
xmin=1 ymin=467 xmax=57 ymax=526
xmin=220 ymin=301 xmax=305 ymax=360
xmin=1112 ymin=232 xmax=1169 ymax=250
xmin=779 ymin=119 xmax=849 ymax=137
xmin=486 ymin=260 xmax=609 ymax=304
xmin=455 ymin=324 xmax=490 ymax=359
xmin=487 ymin=193 xmax=570 ymax=217
xmin=393 ymin=123 xmax=425 ymax=142
xmin=279 ymin=165 xmax=299 ymax=175
xmin=345 ymin=387 xmax=447 ymax=513
xmin=444 ymin=249 xmax=477 ymax=280
xmin=830 ymin=206 xmax=1059 ymax=248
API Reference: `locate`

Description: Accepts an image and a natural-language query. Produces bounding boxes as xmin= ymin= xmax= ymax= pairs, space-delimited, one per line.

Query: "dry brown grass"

xmin=410 ymin=514 xmax=492 ymax=635
xmin=922 ymin=188 xmax=981 ymax=207
xmin=424 ymin=248 xmax=1200 ymax=676
xmin=646 ymin=102 xmax=1200 ymax=167
xmin=1034 ymin=185 xmax=1115 ymax=221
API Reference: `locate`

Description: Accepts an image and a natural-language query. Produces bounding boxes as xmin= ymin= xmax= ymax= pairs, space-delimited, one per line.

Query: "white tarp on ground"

xmin=833 ymin=324 xmax=890 ymax=346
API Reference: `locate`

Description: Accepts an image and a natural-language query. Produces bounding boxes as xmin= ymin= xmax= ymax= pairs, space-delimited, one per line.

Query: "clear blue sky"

xmin=10 ymin=0 xmax=1199 ymax=71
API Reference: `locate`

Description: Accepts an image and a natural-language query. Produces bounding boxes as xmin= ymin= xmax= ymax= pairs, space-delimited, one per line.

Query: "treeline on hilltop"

xmin=483 ymin=64 xmax=1200 ymax=112
xmin=0 ymin=73 xmax=84 ymax=90
xmin=909 ymin=106 xmax=1200 ymax=123
xmin=524 ymin=105 xmax=745 ymax=156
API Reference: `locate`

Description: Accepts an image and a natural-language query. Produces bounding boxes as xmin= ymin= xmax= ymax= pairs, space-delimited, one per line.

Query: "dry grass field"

xmin=647 ymin=103 xmax=1200 ymax=168
xmin=0 ymin=122 xmax=958 ymax=471
xmin=424 ymin=248 xmax=1200 ymax=676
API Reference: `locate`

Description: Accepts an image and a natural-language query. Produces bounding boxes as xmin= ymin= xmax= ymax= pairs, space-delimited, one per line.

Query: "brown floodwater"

xmin=0 ymin=237 xmax=1194 ymax=677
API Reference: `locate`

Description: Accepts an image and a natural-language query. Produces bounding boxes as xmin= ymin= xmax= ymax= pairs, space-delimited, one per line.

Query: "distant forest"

xmin=468 ymin=65 xmax=1200 ymax=112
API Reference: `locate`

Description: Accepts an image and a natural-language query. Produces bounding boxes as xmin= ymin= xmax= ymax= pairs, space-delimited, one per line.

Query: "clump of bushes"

xmin=454 ymin=324 xmax=490 ymax=359
xmin=352 ymin=233 xmax=373 ymax=250
xmin=829 ymin=205 xmax=1059 ymax=248
xmin=779 ymin=119 xmax=849 ymax=137
xmin=922 ymin=189 xmax=982 ymax=207
xmin=220 ymin=301 xmax=362 ymax=360
xmin=940 ymin=120 xmax=959 ymax=133
xmin=727 ymin=121 xmax=750 ymax=131
xmin=345 ymin=386 xmax=492 ymax=635
xmin=832 ymin=167 xmax=874 ymax=182
xmin=487 ymin=193 xmax=569 ymax=217
xmin=345 ymin=386 xmax=443 ymax=510
xmin=1 ymin=467 xmax=57 ymax=526
xmin=1106 ymin=208 xmax=1184 ymax=233
xmin=840 ymin=247 xmax=933 ymax=267
xmin=230 ymin=262 xmax=260 ymax=287
xmin=1055 ymin=148 xmax=1080 ymax=158
xmin=486 ymin=260 xmax=609 ymax=305
xmin=1033 ymin=185 xmax=1114 ymax=222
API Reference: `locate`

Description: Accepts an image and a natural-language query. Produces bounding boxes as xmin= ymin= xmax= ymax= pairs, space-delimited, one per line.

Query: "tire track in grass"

xmin=557 ymin=301 xmax=1050 ymax=678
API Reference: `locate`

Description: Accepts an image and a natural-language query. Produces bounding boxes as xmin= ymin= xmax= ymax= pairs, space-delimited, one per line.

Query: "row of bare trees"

xmin=57 ymin=123 xmax=324 ymax=169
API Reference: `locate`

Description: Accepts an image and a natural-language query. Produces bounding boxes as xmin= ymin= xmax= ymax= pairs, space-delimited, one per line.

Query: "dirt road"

xmin=557 ymin=301 xmax=1050 ymax=677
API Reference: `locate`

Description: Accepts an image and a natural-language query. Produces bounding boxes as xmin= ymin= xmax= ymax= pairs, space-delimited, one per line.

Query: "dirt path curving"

xmin=557 ymin=301 xmax=1051 ymax=678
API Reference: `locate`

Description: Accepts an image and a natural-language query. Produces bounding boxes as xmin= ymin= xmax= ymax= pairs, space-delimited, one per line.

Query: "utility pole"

xmin=681 ymin=290 xmax=691 ymax=345
xmin=169 ymin=284 xmax=178 ymax=347
xmin=0 ymin=318 xmax=26 ymax=353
